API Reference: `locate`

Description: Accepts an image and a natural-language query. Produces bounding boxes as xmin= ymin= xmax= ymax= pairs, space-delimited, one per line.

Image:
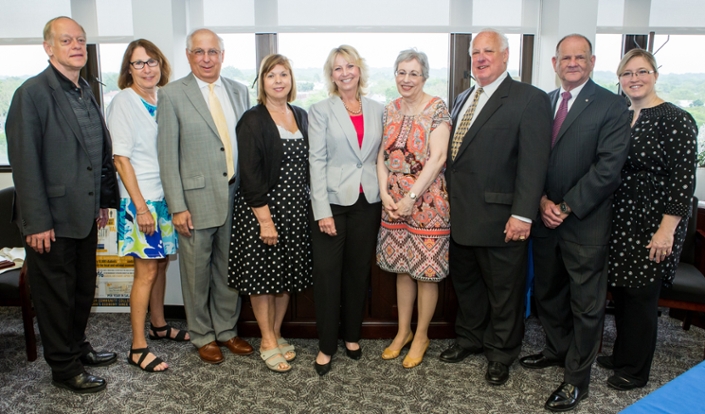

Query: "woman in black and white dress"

xmin=600 ymin=48 xmax=698 ymax=390
xmin=228 ymin=54 xmax=312 ymax=373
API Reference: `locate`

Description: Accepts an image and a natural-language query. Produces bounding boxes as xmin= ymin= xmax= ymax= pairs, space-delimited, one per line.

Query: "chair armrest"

xmin=694 ymin=229 xmax=705 ymax=276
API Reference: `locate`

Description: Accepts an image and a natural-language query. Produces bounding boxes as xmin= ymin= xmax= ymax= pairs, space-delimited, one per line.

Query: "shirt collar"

xmin=50 ymin=62 xmax=89 ymax=92
xmin=560 ymin=79 xmax=589 ymax=99
xmin=195 ymin=75 xmax=223 ymax=90
xmin=476 ymin=71 xmax=509 ymax=96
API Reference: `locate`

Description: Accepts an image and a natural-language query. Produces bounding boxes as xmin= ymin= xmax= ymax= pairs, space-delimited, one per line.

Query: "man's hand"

xmin=504 ymin=217 xmax=531 ymax=243
xmin=539 ymin=195 xmax=567 ymax=229
xmin=26 ymin=229 xmax=55 ymax=254
xmin=173 ymin=210 xmax=194 ymax=237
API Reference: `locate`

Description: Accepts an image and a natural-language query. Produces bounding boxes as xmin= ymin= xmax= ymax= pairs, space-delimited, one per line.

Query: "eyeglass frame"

xmin=189 ymin=48 xmax=223 ymax=58
xmin=394 ymin=70 xmax=423 ymax=79
xmin=619 ymin=69 xmax=655 ymax=79
xmin=130 ymin=59 xmax=159 ymax=70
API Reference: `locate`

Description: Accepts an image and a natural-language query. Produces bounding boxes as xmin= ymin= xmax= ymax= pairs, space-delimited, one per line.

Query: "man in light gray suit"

xmin=157 ymin=28 xmax=253 ymax=364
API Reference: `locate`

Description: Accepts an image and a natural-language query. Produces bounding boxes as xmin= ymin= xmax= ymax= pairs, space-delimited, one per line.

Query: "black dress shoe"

xmin=439 ymin=343 xmax=481 ymax=363
xmin=52 ymin=372 xmax=106 ymax=393
xmin=80 ymin=350 xmax=118 ymax=367
xmin=345 ymin=347 xmax=362 ymax=360
xmin=485 ymin=361 xmax=509 ymax=385
xmin=519 ymin=353 xmax=563 ymax=369
xmin=607 ymin=374 xmax=644 ymax=391
xmin=596 ymin=355 xmax=614 ymax=370
xmin=545 ymin=382 xmax=588 ymax=412
xmin=314 ymin=360 xmax=332 ymax=376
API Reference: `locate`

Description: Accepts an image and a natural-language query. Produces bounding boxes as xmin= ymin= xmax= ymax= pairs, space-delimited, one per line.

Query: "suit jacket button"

xmin=356 ymin=163 xmax=362 ymax=168
xmin=87 ymin=166 xmax=93 ymax=171
xmin=220 ymin=147 xmax=225 ymax=151
xmin=89 ymin=192 xmax=94 ymax=196
xmin=223 ymin=172 xmax=227 ymax=177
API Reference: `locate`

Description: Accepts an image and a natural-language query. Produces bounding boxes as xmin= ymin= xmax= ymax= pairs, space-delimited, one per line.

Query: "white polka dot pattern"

xmin=228 ymin=135 xmax=313 ymax=294
xmin=609 ymin=102 xmax=698 ymax=288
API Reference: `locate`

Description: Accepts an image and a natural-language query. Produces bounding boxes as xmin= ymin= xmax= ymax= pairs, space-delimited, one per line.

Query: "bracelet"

xmin=136 ymin=209 xmax=149 ymax=216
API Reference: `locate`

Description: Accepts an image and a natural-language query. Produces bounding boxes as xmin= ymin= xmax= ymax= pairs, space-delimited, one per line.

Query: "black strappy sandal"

xmin=128 ymin=347 xmax=167 ymax=372
xmin=148 ymin=324 xmax=189 ymax=342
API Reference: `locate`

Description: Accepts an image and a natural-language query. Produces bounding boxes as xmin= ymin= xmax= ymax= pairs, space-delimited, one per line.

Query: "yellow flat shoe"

xmin=382 ymin=332 xmax=414 ymax=360
xmin=402 ymin=339 xmax=430 ymax=369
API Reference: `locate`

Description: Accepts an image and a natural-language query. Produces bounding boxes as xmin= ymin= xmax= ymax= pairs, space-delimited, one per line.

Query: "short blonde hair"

xmin=617 ymin=48 xmax=658 ymax=77
xmin=323 ymin=45 xmax=368 ymax=97
xmin=256 ymin=54 xmax=297 ymax=105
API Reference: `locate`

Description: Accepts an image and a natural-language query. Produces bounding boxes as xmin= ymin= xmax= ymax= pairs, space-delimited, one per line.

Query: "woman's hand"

xmin=396 ymin=195 xmax=415 ymax=217
xmin=260 ymin=220 xmax=278 ymax=245
xmin=647 ymin=227 xmax=675 ymax=263
xmin=318 ymin=217 xmax=337 ymax=236
xmin=381 ymin=193 xmax=400 ymax=220
xmin=136 ymin=209 xmax=156 ymax=236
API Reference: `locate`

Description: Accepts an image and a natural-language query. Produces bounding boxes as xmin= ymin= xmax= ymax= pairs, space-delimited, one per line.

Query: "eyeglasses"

xmin=395 ymin=70 xmax=422 ymax=79
xmin=130 ymin=59 xmax=159 ymax=69
xmin=190 ymin=49 xmax=222 ymax=58
xmin=619 ymin=69 xmax=655 ymax=79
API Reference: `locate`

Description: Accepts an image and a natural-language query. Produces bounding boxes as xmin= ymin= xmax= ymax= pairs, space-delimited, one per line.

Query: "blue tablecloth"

xmin=621 ymin=360 xmax=705 ymax=413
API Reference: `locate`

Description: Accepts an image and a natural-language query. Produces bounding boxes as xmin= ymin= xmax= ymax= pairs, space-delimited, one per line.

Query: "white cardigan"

xmin=106 ymin=88 xmax=164 ymax=201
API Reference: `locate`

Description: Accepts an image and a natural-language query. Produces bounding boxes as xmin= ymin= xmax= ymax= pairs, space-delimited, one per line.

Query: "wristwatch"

xmin=409 ymin=192 xmax=417 ymax=200
xmin=559 ymin=201 xmax=571 ymax=214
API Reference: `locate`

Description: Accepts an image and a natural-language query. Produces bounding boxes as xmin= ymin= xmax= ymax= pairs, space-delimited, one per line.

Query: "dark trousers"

xmin=532 ymin=234 xmax=608 ymax=388
xmin=611 ymin=280 xmax=662 ymax=385
xmin=24 ymin=223 xmax=98 ymax=381
xmin=449 ymin=238 xmax=527 ymax=366
xmin=312 ymin=195 xmax=381 ymax=356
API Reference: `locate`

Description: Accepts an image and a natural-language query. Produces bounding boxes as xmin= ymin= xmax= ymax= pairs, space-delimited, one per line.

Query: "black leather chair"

xmin=658 ymin=197 xmax=705 ymax=360
xmin=0 ymin=186 xmax=37 ymax=361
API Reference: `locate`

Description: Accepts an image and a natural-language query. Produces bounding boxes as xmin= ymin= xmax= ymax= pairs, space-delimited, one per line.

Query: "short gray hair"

xmin=186 ymin=28 xmax=224 ymax=51
xmin=471 ymin=28 xmax=509 ymax=53
xmin=394 ymin=48 xmax=430 ymax=80
xmin=43 ymin=16 xmax=86 ymax=45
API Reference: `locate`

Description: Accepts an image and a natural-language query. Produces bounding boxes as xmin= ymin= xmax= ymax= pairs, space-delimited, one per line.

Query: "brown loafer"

xmin=198 ymin=341 xmax=224 ymax=364
xmin=217 ymin=337 xmax=254 ymax=356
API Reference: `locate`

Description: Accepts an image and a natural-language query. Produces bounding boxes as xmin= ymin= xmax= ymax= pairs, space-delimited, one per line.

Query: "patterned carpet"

xmin=0 ymin=307 xmax=703 ymax=414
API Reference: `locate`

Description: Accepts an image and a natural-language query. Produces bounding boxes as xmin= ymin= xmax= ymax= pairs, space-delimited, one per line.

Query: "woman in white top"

xmin=107 ymin=39 xmax=187 ymax=373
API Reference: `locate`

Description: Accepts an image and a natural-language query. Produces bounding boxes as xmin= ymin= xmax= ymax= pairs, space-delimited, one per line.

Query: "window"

xmin=593 ymin=34 xmax=622 ymax=94
xmin=0 ymin=45 xmax=49 ymax=167
xmin=650 ymin=34 xmax=705 ymax=150
xmin=99 ymin=43 xmax=129 ymax=111
xmin=278 ymin=32 xmax=449 ymax=110
xmin=218 ymin=33 xmax=258 ymax=106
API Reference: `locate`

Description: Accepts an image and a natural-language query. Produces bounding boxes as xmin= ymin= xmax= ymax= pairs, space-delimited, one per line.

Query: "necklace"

xmin=342 ymin=96 xmax=362 ymax=115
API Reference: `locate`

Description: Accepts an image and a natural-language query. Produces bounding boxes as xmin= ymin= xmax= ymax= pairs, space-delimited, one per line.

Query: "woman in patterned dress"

xmin=108 ymin=39 xmax=187 ymax=373
xmin=228 ymin=54 xmax=312 ymax=373
xmin=376 ymin=49 xmax=451 ymax=368
xmin=599 ymin=49 xmax=698 ymax=389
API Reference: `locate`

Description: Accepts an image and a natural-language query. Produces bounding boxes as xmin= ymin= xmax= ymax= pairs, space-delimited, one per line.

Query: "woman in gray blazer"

xmin=309 ymin=45 xmax=384 ymax=375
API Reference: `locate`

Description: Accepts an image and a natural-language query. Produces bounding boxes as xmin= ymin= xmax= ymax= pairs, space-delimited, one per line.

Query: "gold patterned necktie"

xmin=451 ymin=87 xmax=483 ymax=160
xmin=208 ymin=83 xmax=234 ymax=179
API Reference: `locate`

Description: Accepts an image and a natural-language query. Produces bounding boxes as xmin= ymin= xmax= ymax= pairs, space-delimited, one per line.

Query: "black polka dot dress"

xmin=609 ymin=102 xmax=698 ymax=288
xmin=228 ymin=128 xmax=313 ymax=295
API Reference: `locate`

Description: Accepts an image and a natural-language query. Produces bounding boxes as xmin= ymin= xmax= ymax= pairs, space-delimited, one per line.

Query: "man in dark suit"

xmin=518 ymin=34 xmax=630 ymax=412
xmin=6 ymin=16 xmax=119 ymax=393
xmin=439 ymin=29 xmax=552 ymax=386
